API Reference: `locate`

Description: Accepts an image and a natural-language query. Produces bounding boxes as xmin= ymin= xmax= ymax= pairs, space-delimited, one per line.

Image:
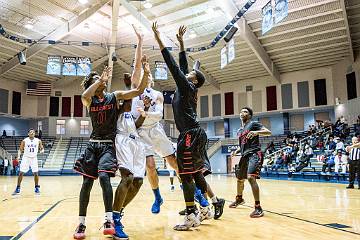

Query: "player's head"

xmin=352 ymin=136 xmax=359 ymax=144
xmin=240 ymin=107 xmax=253 ymax=121
xmin=186 ymin=70 xmax=205 ymax=88
xmin=28 ymin=128 xmax=35 ymax=138
xmin=82 ymin=71 xmax=106 ymax=93
xmin=123 ymin=73 xmax=132 ymax=90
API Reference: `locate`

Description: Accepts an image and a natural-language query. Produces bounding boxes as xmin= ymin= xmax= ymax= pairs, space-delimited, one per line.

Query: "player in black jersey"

xmin=230 ymin=107 xmax=271 ymax=218
xmin=152 ymin=23 xmax=224 ymax=231
xmin=73 ymin=53 xmax=150 ymax=239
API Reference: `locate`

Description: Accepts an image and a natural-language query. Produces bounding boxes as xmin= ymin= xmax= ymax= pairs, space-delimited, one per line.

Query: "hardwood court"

xmin=1 ymin=175 xmax=360 ymax=240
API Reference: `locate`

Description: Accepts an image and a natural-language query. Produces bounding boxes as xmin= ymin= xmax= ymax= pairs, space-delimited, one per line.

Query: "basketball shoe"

xmin=173 ymin=212 xmax=201 ymax=231
xmin=73 ymin=223 xmax=86 ymax=239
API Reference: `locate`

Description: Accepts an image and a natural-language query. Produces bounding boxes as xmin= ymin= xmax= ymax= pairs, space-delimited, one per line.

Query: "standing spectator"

xmin=295 ymin=145 xmax=313 ymax=172
xmin=346 ymin=137 xmax=360 ymax=189
xmin=334 ymin=150 xmax=347 ymax=174
xmin=3 ymin=157 xmax=8 ymax=175
xmin=38 ymin=129 xmax=42 ymax=139
xmin=2 ymin=130 xmax=6 ymax=138
xmin=0 ymin=158 xmax=3 ymax=174
xmin=12 ymin=158 xmax=19 ymax=176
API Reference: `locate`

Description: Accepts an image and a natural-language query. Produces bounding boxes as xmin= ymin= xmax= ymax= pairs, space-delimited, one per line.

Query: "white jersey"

xmin=131 ymin=88 xmax=163 ymax=128
xmin=117 ymin=112 xmax=139 ymax=137
xmin=23 ymin=137 xmax=40 ymax=158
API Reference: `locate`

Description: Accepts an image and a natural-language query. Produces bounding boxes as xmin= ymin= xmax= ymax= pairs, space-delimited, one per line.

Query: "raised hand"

xmin=176 ymin=25 xmax=187 ymax=43
xmin=143 ymin=61 xmax=150 ymax=75
xmin=152 ymin=22 xmax=160 ymax=38
xmin=100 ymin=66 xmax=112 ymax=83
xmin=132 ymin=24 xmax=144 ymax=40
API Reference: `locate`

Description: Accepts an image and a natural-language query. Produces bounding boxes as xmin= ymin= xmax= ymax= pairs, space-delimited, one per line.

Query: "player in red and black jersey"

xmin=230 ymin=107 xmax=271 ymax=218
xmin=153 ymin=23 xmax=225 ymax=231
xmin=73 ymin=51 xmax=150 ymax=239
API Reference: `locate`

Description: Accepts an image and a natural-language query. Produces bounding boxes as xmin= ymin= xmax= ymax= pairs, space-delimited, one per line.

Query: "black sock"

xmin=236 ymin=195 xmax=243 ymax=200
xmin=255 ymin=200 xmax=260 ymax=206
xmin=186 ymin=205 xmax=196 ymax=215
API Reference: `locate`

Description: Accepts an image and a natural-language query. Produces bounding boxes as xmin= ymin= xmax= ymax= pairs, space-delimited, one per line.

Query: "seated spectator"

xmin=355 ymin=115 xmax=360 ymax=137
xmin=317 ymin=140 xmax=324 ymax=152
xmin=327 ymin=136 xmax=336 ymax=152
xmin=322 ymin=154 xmax=335 ymax=173
xmin=335 ymin=137 xmax=345 ymax=152
xmin=334 ymin=150 xmax=348 ymax=174
xmin=271 ymin=152 xmax=284 ymax=172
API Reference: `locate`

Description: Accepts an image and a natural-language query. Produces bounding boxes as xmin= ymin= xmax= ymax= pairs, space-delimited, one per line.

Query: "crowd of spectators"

xmin=263 ymin=115 xmax=360 ymax=176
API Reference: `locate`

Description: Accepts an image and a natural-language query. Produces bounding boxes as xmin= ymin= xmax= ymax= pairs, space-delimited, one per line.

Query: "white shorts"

xmin=138 ymin=123 xmax=175 ymax=158
xmin=115 ymin=134 xmax=146 ymax=178
xmin=20 ymin=156 xmax=39 ymax=173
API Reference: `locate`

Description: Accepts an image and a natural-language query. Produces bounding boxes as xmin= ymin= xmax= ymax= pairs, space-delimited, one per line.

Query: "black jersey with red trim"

xmin=161 ymin=48 xmax=199 ymax=132
xmin=88 ymin=92 xmax=118 ymax=140
xmin=237 ymin=120 xmax=263 ymax=156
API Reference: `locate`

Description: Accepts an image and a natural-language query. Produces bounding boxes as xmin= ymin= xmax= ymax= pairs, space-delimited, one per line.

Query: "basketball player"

xmin=73 ymin=54 xmax=149 ymax=239
xmin=131 ymin=74 xmax=179 ymax=214
xmin=12 ymin=128 xmax=44 ymax=195
xmin=112 ymin=60 xmax=152 ymax=240
xmin=152 ymin=23 xmax=224 ymax=230
xmin=230 ymin=107 xmax=271 ymax=218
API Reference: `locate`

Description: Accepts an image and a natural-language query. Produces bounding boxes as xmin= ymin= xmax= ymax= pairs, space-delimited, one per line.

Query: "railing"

xmin=265 ymin=127 xmax=332 ymax=159
xmin=207 ymin=140 xmax=222 ymax=158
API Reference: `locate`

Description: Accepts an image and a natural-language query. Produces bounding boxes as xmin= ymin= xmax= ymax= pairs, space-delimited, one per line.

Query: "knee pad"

xmin=193 ymin=172 xmax=207 ymax=194
xmin=132 ymin=178 xmax=144 ymax=189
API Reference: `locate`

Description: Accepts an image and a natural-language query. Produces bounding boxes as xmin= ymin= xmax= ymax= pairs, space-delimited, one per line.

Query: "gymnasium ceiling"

xmin=0 ymin=0 xmax=358 ymax=90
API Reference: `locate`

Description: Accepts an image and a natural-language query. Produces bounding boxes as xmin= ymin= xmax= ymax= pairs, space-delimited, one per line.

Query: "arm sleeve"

xmin=161 ymin=48 xmax=192 ymax=92
xmin=179 ymin=51 xmax=189 ymax=74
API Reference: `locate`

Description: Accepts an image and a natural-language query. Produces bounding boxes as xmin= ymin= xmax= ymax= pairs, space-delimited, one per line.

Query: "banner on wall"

xmin=228 ymin=38 xmax=235 ymax=64
xmin=76 ymin=57 xmax=92 ymax=76
xmin=154 ymin=61 xmax=168 ymax=80
xmin=46 ymin=55 xmax=62 ymax=75
xmin=274 ymin=0 xmax=288 ymax=24
xmin=62 ymin=56 xmax=77 ymax=76
xmin=163 ymin=91 xmax=175 ymax=104
xmin=220 ymin=46 xmax=228 ymax=69
xmin=222 ymin=145 xmax=239 ymax=154
xmin=262 ymin=1 xmax=273 ymax=35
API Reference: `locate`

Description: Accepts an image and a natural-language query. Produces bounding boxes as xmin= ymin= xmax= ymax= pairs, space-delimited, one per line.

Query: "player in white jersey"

xmin=131 ymin=78 xmax=179 ymax=214
xmin=12 ymin=128 xmax=44 ymax=195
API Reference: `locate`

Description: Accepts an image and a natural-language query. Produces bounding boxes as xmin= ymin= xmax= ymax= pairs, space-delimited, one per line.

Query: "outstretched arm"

xmin=114 ymin=60 xmax=150 ymax=100
xmin=152 ymin=22 xmax=192 ymax=92
xmin=131 ymin=25 xmax=144 ymax=88
xmin=177 ymin=25 xmax=189 ymax=74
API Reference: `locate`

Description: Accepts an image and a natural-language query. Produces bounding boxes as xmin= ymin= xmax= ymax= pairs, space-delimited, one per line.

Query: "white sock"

xmin=211 ymin=196 xmax=218 ymax=204
xmin=79 ymin=216 xmax=86 ymax=225
xmin=105 ymin=212 xmax=113 ymax=222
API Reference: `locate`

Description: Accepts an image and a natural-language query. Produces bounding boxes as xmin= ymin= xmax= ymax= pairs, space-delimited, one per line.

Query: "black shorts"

xmin=74 ymin=142 xmax=117 ymax=179
xmin=235 ymin=151 xmax=263 ymax=180
xmin=177 ymin=127 xmax=212 ymax=175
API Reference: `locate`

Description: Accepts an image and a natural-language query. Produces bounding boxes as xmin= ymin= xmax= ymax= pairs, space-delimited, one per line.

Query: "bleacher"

xmin=1 ymin=136 xmax=55 ymax=168
xmin=262 ymin=126 xmax=356 ymax=182
xmin=62 ymin=137 xmax=89 ymax=174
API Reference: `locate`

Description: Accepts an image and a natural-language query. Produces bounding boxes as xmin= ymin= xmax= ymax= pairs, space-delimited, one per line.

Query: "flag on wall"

xmin=163 ymin=91 xmax=175 ymax=104
xmin=26 ymin=81 xmax=52 ymax=96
